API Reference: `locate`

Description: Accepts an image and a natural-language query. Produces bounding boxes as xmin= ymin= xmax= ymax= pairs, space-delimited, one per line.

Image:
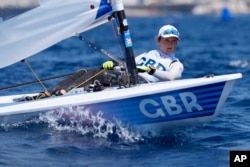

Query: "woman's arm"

xmin=153 ymin=61 xmax=184 ymax=81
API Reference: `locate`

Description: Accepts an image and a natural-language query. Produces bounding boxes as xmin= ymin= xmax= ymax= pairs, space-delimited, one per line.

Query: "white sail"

xmin=0 ymin=0 xmax=114 ymax=68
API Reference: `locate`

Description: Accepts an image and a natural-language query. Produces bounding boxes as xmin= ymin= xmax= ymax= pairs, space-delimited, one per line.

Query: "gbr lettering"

xmin=139 ymin=92 xmax=203 ymax=118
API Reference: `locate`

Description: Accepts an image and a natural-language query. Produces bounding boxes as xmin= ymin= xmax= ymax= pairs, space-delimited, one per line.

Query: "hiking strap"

xmin=73 ymin=69 xmax=106 ymax=89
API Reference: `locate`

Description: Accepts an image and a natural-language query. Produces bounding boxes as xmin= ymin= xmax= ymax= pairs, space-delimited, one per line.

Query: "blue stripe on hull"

xmin=84 ymin=82 xmax=226 ymax=125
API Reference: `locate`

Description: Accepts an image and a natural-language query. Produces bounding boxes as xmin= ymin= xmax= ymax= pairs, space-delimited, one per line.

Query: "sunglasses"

xmin=162 ymin=29 xmax=179 ymax=36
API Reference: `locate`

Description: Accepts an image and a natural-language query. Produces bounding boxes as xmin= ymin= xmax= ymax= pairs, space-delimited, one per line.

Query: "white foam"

xmin=229 ymin=60 xmax=249 ymax=68
xmin=39 ymin=106 xmax=144 ymax=142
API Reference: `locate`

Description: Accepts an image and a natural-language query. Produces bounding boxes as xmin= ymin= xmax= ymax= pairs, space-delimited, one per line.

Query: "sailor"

xmin=103 ymin=24 xmax=184 ymax=82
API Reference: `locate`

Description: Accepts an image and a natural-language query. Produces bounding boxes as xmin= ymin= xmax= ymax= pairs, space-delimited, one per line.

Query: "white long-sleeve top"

xmin=135 ymin=50 xmax=184 ymax=82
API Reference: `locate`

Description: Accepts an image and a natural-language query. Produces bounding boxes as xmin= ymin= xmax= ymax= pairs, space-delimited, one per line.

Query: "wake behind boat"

xmin=0 ymin=0 xmax=242 ymax=133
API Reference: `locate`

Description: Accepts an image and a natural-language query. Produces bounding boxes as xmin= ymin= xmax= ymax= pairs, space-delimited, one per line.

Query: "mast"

xmin=112 ymin=0 xmax=138 ymax=85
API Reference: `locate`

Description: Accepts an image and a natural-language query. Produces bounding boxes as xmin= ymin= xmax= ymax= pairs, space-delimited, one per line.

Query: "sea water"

xmin=0 ymin=15 xmax=250 ymax=167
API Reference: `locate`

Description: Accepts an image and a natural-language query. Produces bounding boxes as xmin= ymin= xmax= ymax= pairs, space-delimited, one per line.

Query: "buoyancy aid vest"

xmin=135 ymin=50 xmax=180 ymax=82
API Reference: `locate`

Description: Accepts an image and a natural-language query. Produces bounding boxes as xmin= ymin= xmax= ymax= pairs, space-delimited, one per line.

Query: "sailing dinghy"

xmin=0 ymin=0 xmax=242 ymax=132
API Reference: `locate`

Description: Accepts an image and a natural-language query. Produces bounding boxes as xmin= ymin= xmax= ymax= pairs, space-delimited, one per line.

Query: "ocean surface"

xmin=0 ymin=14 xmax=250 ymax=167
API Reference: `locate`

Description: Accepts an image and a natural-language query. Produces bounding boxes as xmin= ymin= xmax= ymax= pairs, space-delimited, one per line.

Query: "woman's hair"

xmin=156 ymin=36 xmax=161 ymax=42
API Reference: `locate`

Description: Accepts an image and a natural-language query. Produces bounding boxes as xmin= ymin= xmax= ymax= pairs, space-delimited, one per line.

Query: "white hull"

xmin=0 ymin=73 xmax=242 ymax=131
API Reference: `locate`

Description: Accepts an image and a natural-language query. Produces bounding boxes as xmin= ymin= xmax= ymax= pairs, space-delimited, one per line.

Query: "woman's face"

xmin=158 ymin=37 xmax=178 ymax=54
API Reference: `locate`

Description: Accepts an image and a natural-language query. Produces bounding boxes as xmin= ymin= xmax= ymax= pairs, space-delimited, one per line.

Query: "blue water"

xmin=1 ymin=14 xmax=250 ymax=167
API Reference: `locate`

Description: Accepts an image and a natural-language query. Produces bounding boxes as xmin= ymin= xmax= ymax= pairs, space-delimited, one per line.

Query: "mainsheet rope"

xmin=73 ymin=69 xmax=105 ymax=89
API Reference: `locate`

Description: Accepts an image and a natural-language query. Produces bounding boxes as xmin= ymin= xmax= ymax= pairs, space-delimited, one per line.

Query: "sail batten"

xmin=0 ymin=0 xmax=113 ymax=68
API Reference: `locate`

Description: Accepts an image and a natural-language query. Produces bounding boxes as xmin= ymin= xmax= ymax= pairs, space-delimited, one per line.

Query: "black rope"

xmin=0 ymin=72 xmax=74 ymax=91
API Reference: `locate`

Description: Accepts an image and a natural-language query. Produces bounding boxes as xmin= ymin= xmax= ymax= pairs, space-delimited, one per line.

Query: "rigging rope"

xmin=0 ymin=72 xmax=74 ymax=91
xmin=73 ymin=69 xmax=105 ymax=89
xmin=109 ymin=16 xmax=124 ymax=61
xmin=76 ymin=34 xmax=131 ymax=87
xmin=22 ymin=59 xmax=48 ymax=92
